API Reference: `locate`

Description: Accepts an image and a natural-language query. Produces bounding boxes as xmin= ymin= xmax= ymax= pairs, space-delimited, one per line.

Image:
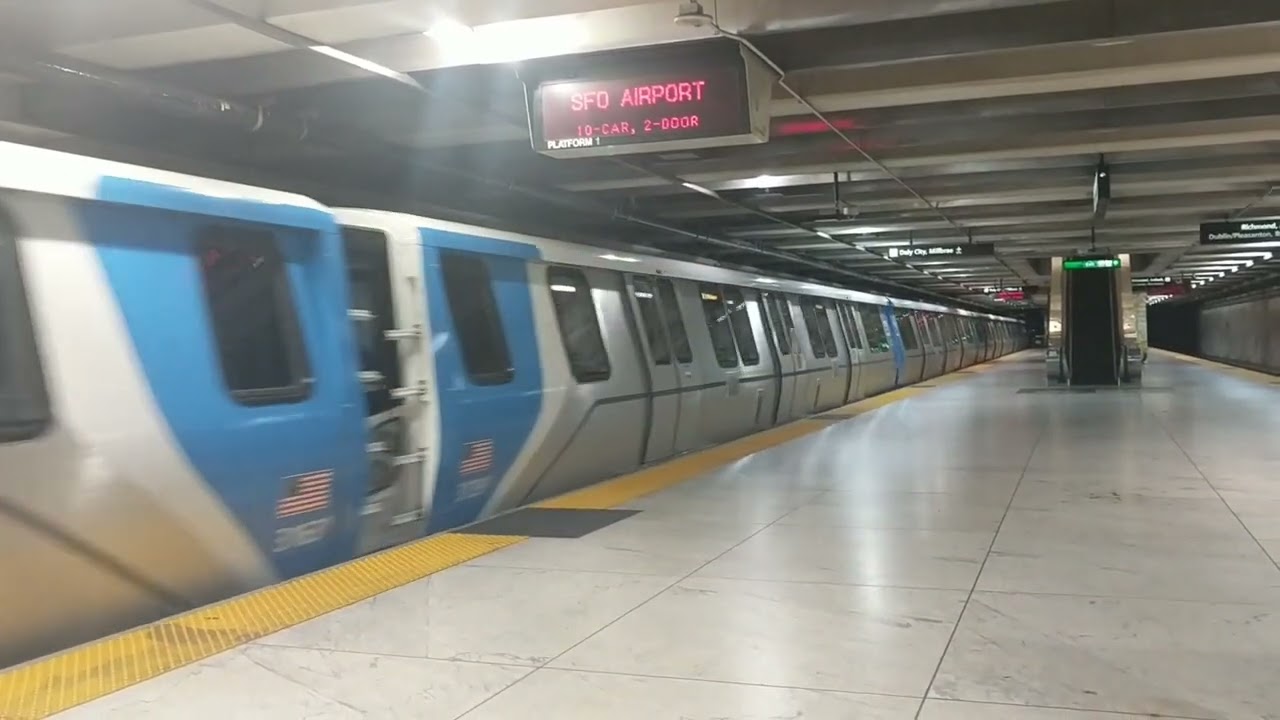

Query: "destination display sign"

xmin=884 ymin=243 xmax=995 ymax=260
xmin=1200 ymin=219 xmax=1280 ymax=245
xmin=527 ymin=42 xmax=772 ymax=158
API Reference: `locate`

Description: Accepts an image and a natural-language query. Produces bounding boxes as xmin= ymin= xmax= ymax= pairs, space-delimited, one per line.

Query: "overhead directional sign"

xmin=1200 ymin=218 xmax=1280 ymax=245
xmin=884 ymin=243 xmax=995 ymax=260
xmin=1063 ymin=257 xmax=1120 ymax=270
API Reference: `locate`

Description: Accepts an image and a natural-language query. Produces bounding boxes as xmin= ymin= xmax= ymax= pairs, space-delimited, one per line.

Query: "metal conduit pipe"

xmin=707 ymin=21 xmax=1035 ymax=298
xmin=176 ymin=0 xmax=1000 ymax=307
xmin=0 ymin=54 xmax=310 ymax=141
xmin=2 ymin=45 xmax=980 ymax=306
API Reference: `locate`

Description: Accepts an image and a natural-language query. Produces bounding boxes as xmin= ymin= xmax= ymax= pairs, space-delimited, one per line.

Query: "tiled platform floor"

xmin=58 ymin=353 xmax=1280 ymax=719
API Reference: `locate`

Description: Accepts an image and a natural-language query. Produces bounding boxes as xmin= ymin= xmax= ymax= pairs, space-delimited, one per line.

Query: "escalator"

xmin=1065 ymin=263 xmax=1120 ymax=385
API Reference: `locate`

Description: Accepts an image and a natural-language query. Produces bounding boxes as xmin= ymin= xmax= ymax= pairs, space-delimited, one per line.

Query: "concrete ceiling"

xmin=0 ymin=0 xmax=1276 ymax=307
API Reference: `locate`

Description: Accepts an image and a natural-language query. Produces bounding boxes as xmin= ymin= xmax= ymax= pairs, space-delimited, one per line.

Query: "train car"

xmin=0 ymin=143 xmax=1024 ymax=667
xmin=0 ymin=142 xmax=369 ymax=667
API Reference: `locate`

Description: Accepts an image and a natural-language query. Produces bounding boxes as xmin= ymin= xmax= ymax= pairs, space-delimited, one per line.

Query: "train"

xmin=0 ymin=141 xmax=1024 ymax=667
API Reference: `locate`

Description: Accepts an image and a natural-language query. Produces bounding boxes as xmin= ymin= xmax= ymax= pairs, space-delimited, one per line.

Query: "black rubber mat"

xmin=454 ymin=507 xmax=641 ymax=538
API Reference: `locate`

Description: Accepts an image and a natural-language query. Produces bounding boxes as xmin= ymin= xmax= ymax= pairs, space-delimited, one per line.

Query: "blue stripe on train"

xmin=883 ymin=303 xmax=907 ymax=385
xmin=418 ymin=227 xmax=544 ymax=533
xmin=86 ymin=178 xmax=369 ymax=579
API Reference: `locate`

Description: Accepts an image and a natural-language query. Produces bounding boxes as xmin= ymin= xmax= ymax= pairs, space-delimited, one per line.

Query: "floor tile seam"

xmin=914 ymin=416 xmax=1051 ymax=720
xmin=926 ymin=695 xmax=1216 ymax=720
xmin=662 ymin=574 xmax=1280 ymax=605
xmin=450 ymin=503 xmax=801 ymax=720
xmin=504 ymin=664 xmax=926 ymax=702
xmin=1142 ymin=400 xmax=1280 ymax=576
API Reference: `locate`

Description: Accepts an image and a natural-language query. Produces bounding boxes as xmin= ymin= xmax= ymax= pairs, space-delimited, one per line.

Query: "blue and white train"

xmin=0 ymin=142 xmax=1024 ymax=666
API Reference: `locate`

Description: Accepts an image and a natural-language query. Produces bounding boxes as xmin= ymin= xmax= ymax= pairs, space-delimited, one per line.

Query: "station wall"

xmin=1195 ymin=289 xmax=1280 ymax=374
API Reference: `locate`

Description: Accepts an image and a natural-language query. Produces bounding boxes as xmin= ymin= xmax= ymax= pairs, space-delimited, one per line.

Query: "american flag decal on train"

xmin=459 ymin=439 xmax=495 ymax=476
xmin=276 ymin=470 xmax=334 ymax=519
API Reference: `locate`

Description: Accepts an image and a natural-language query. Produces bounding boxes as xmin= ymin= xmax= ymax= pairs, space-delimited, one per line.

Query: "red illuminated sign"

xmin=994 ymin=290 xmax=1026 ymax=302
xmin=535 ymin=67 xmax=750 ymax=153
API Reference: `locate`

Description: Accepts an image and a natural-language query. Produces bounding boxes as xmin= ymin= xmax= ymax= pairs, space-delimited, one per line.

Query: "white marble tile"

xmin=931 ymin=591 xmax=1280 ymax=719
xmin=995 ymin=507 xmax=1257 ymax=554
xmin=1220 ymin=496 xmax=1280 ymax=541
xmin=54 ymin=645 xmax=529 ymax=719
xmin=696 ymin=524 xmax=993 ymax=589
xmin=553 ymin=576 xmax=968 ymax=697
xmin=817 ymin=474 xmax=1023 ymax=502
xmin=465 ymin=515 xmax=764 ymax=576
xmin=620 ymin=490 xmax=816 ymax=524
xmin=1010 ymin=473 xmax=1219 ymax=508
xmin=258 ymin=565 xmax=674 ymax=665
xmin=460 ymin=669 xmax=920 ymax=720
xmin=779 ymin=492 xmax=1010 ymax=532
xmin=918 ymin=700 xmax=1201 ymax=719
xmin=978 ymin=540 xmax=1280 ymax=602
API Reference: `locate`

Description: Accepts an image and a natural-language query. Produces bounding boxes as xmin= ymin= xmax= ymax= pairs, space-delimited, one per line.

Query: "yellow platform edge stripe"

xmin=0 ymin=353 xmax=1016 ymax=719
xmin=1151 ymin=347 xmax=1278 ymax=385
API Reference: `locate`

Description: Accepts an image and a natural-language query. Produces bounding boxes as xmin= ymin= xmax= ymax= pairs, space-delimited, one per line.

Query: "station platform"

xmin=8 ymin=350 xmax=1280 ymax=720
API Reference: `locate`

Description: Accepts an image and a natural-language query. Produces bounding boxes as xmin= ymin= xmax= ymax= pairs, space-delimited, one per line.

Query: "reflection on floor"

xmin=57 ymin=353 xmax=1280 ymax=719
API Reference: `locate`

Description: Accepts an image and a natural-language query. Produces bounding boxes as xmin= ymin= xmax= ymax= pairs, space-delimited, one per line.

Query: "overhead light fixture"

xmin=424 ymin=18 xmax=474 ymax=40
xmin=550 ymin=284 xmax=578 ymax=293
xmin=309 ymin=45 xmax=403 ymax=81
xmin=745 ymin=174 xmax=778 ymax=189
xmin=599 ymin=253 xmax=640 ymax=263
xmin=841 ymin=226 xmax=890 ymax=235
xmin=681 ymin=181 xmax=718 ymax=198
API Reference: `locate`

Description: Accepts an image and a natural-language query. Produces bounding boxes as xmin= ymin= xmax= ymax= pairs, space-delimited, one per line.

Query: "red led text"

xmin=569 ymin=81 xmax=708 ymax=112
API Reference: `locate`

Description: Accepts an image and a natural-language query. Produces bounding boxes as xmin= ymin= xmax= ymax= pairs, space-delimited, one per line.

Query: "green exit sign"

xmin=1063 ymin=258 xmax=1121 ymax=270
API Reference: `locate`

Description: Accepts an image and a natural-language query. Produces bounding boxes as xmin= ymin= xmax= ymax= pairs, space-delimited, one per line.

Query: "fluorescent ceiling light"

xmin=424 ymin=18 xmax=474 ymax=39
xmin=599 ymin=253 xmax=640 ymax=263
xmin=550 ymin=284 xmax=577 ymax=293
xmin=309 ymin=45 xmax=402 ymax=80
xmin=842 ymin=226 xmax=890 ymax=235
xmin=745 ymin=174 xmax=778 ymax=189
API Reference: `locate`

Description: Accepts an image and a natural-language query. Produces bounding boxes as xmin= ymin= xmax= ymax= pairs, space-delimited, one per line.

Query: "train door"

xmin=341 ymin=227 xmax=435 ymax=555
xmin=761 ymin=292 xmax=798 ymax=424
xmin=836 ymin=302 xmax=864 ymax=403
xmin=657 ymin=278 xmax=703 ymax=453
xmin=626 ymin=274 xmax=684 ymax=463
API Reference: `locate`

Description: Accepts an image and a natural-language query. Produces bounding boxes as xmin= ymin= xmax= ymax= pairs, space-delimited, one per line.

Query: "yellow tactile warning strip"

xmin=0 ymin=351 xmax=1024 ymax=719
xmin=0 ymin=533 xmax=521 ymax=720
xmin=1152 ymin=348 xmax=1278 ymax=385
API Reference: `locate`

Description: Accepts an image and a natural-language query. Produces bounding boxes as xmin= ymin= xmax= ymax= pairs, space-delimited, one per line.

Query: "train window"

xmin=840 ymin=303 xmax=864 ymax=350
xmin=0 ymin=209 xmax=50 ymax=441
xmin=548 ymin=266 xmax=611 ymax=383
xmin=723 ymin=287 xmax=760 ymax=366
xmin=440 ymin=251 xmax=514 ymax=386
xmin=798 ymin=299 xmax=827 ymax=358
xmin=895 ymin=310 xmax=920 ymax=351
xmin=856 ymin=303 xmax=891 ymax=353
xmin=198 ymin=227 xmax=312 ymax=405
xmin=342 ymin=227 xmax=403 ymax=417
xmin=925 ymin=314 xmax=942 ymax=346
xmin=657 ymin=279 xmax=693 ymax=363
xmin=812 ymin=301 xmax=840 ymax=357
xmin=632 ymin=277 xmax=671 ymax=365
xmin=699 ymin=284 xmax=739 ymax=368
xmin=763 ymin=294 xmax=791 ymax=355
